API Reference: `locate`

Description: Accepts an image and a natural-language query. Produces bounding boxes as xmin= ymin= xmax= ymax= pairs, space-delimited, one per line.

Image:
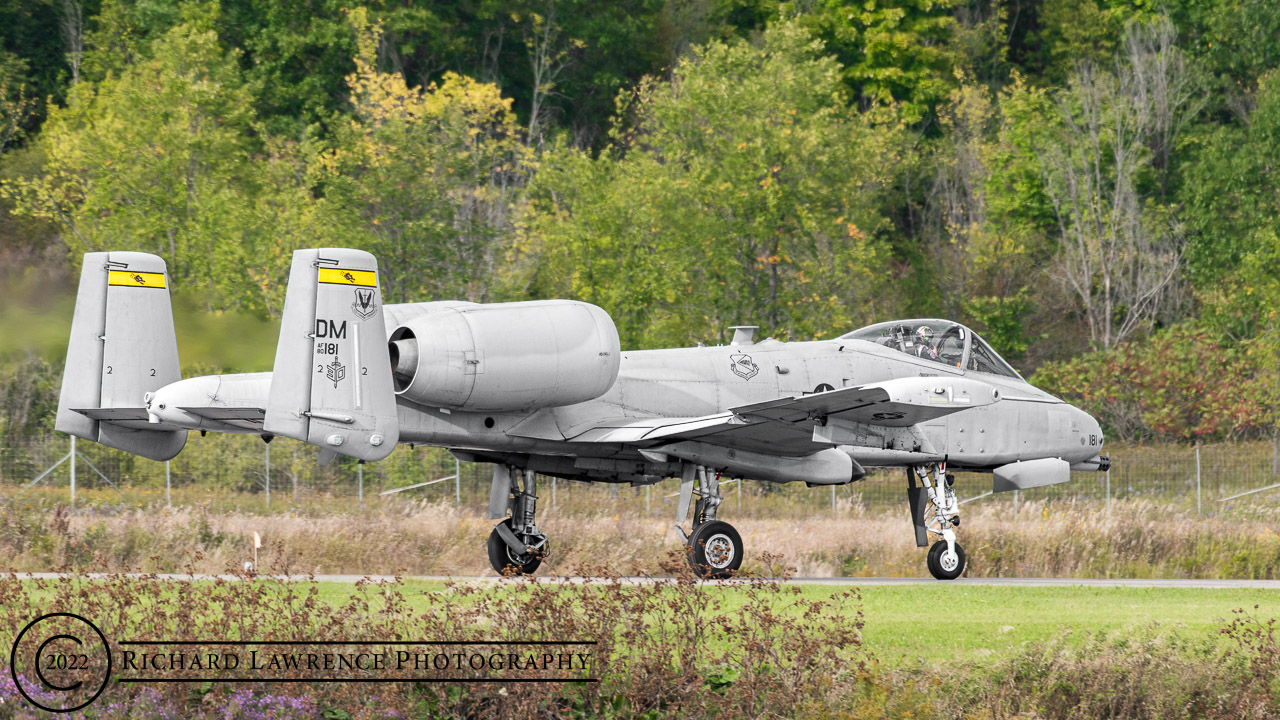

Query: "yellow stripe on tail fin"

xmin=107 ymin=270 xmax=167 ymax=289
xmin=317 ymin=267 xmax=377 ymax=287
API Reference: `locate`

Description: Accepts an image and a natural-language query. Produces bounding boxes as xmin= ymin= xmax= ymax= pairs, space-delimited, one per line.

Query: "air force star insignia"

xmin=352 ymin=288 xmax=377 ymax=320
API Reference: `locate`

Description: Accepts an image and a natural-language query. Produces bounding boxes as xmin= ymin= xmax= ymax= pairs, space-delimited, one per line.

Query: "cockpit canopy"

xmin=839 ymin=320 xmax=1021 ymax=379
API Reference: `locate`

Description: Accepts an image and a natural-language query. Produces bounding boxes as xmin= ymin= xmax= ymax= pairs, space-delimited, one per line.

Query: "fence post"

xmin=1196 ymin=445 xmax=1202 ymax=516
xmin=69 ymin=435 xmax=76 ymax=503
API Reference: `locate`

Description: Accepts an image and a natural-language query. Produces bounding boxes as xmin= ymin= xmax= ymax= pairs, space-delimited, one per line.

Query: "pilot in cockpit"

xmin=913 ymin=326 xmax=940 ymax=361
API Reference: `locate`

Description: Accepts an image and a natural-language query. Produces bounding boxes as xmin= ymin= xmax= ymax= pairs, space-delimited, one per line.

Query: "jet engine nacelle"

xmin=388 ymin=300 xmax=621 ymax=412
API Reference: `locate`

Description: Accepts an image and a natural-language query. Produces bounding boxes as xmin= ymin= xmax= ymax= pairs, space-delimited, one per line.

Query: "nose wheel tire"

xmin=487 ymin=518 xmax=547 ymax=576
xmin=686 ymin=520 xmax=743 ymax=579
xmin=926 ymin=539 xmax=965 ymax=580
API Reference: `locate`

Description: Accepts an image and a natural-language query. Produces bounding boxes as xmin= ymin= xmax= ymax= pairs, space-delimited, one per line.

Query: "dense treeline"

xmin=1 ymin=0 xmax=1279 ymax=443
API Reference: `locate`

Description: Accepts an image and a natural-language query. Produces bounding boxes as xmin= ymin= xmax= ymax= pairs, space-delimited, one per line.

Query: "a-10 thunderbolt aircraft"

xmin=56 ymin=248 xmax=1109 ymax=580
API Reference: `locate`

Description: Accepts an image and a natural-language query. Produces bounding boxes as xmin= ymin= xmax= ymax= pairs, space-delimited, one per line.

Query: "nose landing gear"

xmin=926 ymin=533 xmax=965 ymax=580
xmin=909 ymin=464 xmax=967 ymax=580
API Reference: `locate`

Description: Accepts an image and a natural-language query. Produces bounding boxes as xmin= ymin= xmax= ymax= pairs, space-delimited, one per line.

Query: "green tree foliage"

xmin=1015 ymin=0 xmax=1157 ymax=85
xmin=219 ymin=0 xmax=360 ymax=134
xmin=1171 ymin=0 xmax=1280 ymax=97
xmin=4 ymin=15 xmax=256 ymax=296
xmin=924 ymin=76 xmax=1048 ymax=362
xmin=1183 ymin=72 xmax=1280 ymax=313
xmin=1179 ymin=67 xmax=1280 ymax=439
xmin=4 ymin=0 xmax=1280 ymax=445
xmin=0 ymin=0 xmax=97 ymax=132
xmin=517 ymin=22 xmax=901 ymax=346
xmin=314 ymin=8 xmax=531 ymax=304
xmin=438 ymin=0 xmax=671 ymax=146
xmin=0 ymin=354 xmax=62 ymax=439
xmin=1034 ymin=325 xmax=1265 ymax=442
xmin=2 ymin=8 xmax=342 ymax=315
xmin=72 ymin=0 xmax=674 ymax=145
xmin=78 ymin=0 xmax=187 ymax=82
xmin=726 ymin=0 xmax=968 ymax=123
xmin=0 ymin=51 xmax=37 ymax=154
xmin=796 ymin=0 xmax=964 ymax=122
xmin=992 ymin=17 xmax=1197 ymax=351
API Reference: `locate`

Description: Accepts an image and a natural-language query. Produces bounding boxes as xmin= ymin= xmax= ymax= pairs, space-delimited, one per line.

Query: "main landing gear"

xmin=676 ymin=466 xmax=744 ymax=579
xmin=487 ymin=466 xmax=549 ymax=575
xmin=907 ymin=463 xmax=966 ymax=580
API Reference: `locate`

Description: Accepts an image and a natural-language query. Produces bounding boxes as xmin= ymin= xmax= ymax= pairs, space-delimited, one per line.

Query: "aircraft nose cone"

xmin=1079 ymin=407 xmax=1103 ymax=449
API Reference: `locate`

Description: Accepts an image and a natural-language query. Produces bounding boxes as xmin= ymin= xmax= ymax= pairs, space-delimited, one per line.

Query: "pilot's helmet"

xmin=914 ymin=326 xmax=934 ymax=345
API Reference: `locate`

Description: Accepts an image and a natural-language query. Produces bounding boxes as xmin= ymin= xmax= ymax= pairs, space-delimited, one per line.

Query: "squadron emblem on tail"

xmin=352 ymin=288 xmax=377 ymax=319
xmin=325 ymin=358 xmax=346 ymax=387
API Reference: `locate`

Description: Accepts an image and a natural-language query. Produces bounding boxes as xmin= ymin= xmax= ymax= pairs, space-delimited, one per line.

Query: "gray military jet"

xmin=56 ymin=248 xmax=1108 ymax=580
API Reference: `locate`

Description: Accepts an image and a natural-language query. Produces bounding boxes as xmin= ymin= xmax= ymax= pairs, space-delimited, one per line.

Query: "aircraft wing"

xmin=730 ymin=378 xmax=995 ymax=428
xmin=564 ymin=376 xmax=999 ymax=456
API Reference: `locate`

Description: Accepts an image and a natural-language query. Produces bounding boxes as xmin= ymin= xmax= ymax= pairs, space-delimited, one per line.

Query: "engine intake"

xmin=388 ymin=300 xmax=621 ymax=412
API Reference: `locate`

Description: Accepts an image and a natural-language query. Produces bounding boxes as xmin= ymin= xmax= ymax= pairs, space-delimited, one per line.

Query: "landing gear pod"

xmin=992 ymin=457 xmax=1071 ymax=493
xmin=264 ymin=249 xmax=399 ymax=462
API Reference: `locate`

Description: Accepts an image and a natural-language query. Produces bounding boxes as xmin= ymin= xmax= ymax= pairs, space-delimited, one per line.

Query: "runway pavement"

xmin=11 ymin=573 xmax=1280 ymax=589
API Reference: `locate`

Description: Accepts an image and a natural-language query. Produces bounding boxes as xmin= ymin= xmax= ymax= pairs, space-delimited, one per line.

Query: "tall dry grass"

xmin=4 ymin=495 xmax=1280 ymax=578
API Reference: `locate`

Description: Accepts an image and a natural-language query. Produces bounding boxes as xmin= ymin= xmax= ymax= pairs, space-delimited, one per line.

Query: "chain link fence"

xmin=2 ymin=434 xmax=1279 ymax=515
xmin=852 ymin=441 xmax=1280 ymax=509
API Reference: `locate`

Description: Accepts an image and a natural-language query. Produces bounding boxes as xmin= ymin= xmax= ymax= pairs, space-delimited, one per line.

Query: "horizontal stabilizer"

xmin=72 ymin=407 xmax=150 ymax=422
xmin=180 ymin=407 xmax=265 ymax=422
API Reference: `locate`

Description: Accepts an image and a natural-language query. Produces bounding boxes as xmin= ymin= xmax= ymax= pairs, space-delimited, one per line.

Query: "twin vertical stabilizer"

xmin=264 ymin=249 xmax=399 ymax=462
xmin=55 ymin=252 xmax=186 ymax=461
xmin=56 ymin=248 xmax=400 ymax=464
